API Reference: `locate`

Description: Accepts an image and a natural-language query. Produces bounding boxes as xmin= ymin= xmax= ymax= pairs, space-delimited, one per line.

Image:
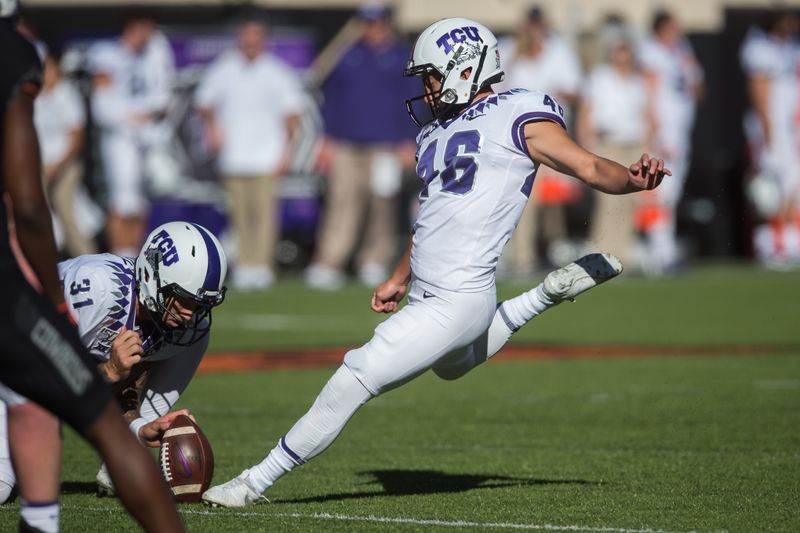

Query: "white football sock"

xmin=500 ymin=285 xmax=554 ymax=331
xmin=248 ymin=365 xmax=372 ymax=494
xmin=20 ymin=500 xmax=59 ymax=533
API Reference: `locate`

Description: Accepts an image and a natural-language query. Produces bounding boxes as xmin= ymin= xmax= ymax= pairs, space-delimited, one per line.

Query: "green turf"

xmin=0 ymin=264 xmax=797 ymax=532
xmin=208 ymin=264 xmax=800 ymax=351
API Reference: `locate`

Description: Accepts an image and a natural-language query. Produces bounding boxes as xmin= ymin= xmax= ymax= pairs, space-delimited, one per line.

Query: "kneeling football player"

xmin=0 ymin=221 xmax=228 ymax=499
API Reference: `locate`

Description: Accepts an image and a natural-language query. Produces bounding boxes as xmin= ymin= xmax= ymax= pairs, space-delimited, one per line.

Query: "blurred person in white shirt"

xmin=195 ymin=18 xmax=303 ymax=290
xmin=89 ymin=13 xmax=176 ymax=258
xmin=741 ymin=11 xmax=800 ymax=267
xmin=578 ymin=23 xmax=652 ymax=267
xmin=640 ymin=10 xmax=703 ymax=273
xmin=34 ymin=49 xmax=97 ymax=257
xmin=498 ymin=7 xmax=583 ymax=274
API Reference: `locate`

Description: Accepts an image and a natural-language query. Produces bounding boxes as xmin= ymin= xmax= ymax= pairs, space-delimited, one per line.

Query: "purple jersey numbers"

xmin=416 ymin=139 xmax=439 ymax=199
xmin=416 ymin=130 xmax=482 ymax=198
xmin=69 ymin=278 xmax=94 ymax=309
xmin=542 ymin=94 xmax=564 ymax=117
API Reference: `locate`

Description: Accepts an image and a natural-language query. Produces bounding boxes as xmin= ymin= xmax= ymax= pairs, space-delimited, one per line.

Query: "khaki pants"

xmin=224 ymin=173 xmax=279 ymax=269
xmin=46 ymin=161 xmax=97 ymax=257
xmin=587 ymin=142 xmax=644 ymax=265
xmin=314 ymin=142 xmax=397 ymax=270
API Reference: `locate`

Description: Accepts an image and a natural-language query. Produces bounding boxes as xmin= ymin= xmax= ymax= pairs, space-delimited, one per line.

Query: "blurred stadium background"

xmin=18 ymin=0 xmax=800 ymax=275
xmin=5 ymin=2 xmax=799 ymax=532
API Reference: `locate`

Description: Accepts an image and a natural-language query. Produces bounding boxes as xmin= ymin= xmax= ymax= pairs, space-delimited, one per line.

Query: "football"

xmin=158 ymin=414 xmax=214 ymax=503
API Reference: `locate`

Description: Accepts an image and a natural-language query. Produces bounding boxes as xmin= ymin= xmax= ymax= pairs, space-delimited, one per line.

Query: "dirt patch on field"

xmin=198 ymin=344 xmax=798 ymax=374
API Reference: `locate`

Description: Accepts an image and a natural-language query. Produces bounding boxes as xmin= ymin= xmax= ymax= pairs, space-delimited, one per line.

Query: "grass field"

xmin=1 ymin=264 xmax=798 ymax=532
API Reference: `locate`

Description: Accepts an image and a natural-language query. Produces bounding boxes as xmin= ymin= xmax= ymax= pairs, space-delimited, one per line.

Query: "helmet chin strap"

xmin=469 ymin=45 xmax=490 ymax=100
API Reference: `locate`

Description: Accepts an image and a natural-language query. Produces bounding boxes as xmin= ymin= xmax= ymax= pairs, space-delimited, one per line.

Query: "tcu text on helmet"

xmin=150 ymin=229 xmax=180 ymax=266
xmin=436 ymin=26 xmax=482 ymax=54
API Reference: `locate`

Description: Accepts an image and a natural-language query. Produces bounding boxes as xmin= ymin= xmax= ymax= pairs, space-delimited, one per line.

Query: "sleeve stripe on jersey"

xmin=511 ymin=111 xmax=567 ymax=157
xmin=125 ymin=277 xmax=137 ymax=330
xmin=191 ymin=223 xmax=222 ymax=290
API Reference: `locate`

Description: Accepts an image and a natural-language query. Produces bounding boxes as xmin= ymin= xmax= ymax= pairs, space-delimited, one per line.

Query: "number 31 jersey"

xmin=58 ymin=253 xmax=207 ymax=363
xmin=411 ymin=89 xmax=566 ymax=292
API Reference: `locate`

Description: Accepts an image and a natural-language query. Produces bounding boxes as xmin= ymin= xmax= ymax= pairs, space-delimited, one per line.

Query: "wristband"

xmin=129 ymin=417 xmax=149 ymax=445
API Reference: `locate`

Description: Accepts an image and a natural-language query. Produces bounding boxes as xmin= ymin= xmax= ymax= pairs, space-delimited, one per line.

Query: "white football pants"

xmin=344 ymin=277 xmax=496 ymax=395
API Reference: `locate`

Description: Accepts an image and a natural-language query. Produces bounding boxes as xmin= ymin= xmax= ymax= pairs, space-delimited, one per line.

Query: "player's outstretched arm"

xmin=371 ymin=236 xmax=413 ymax=314
xmin=524 ymin=121 xmax=671 ymax=194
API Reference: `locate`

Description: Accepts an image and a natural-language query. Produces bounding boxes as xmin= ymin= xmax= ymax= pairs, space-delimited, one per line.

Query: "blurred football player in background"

xmin=305 ymin=3 xmax=417 ymax=290
xmin=195 ymin=18 xmax=303 ymax=290
xmin=579 ymin=19 xmax=652 ymax=267
xmin=34 ymin=48 xmax=98 ymax=257
xmin=202 ymin=17 xmax=669 ymax=507
xmin=498 ymin=6 xmax=583 ymax=276
xmin=639 ymin=10 xmax=703 ymax=273
xmin=741 ymin=11 xmax=800 ymax=267
xmin=0 ymin=2 xmax=184 ymax=531
xmin=0 ymin=221 xmax=227 ymax=498
xmin=90 ymin=13 xmax=176 ymax=258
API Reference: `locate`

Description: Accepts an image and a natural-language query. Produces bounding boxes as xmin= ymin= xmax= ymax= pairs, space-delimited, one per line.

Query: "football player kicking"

xmin=203 ymin=17 xmax=669 ymax=507
xmin=0 ymin=1 xmax=184 ymax=531
xmin=0 ymin=221 xmax=227 ymax=501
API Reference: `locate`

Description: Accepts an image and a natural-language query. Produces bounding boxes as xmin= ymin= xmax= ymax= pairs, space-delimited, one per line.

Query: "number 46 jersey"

xmin=411 ymin=88 xmax=566 ymax=292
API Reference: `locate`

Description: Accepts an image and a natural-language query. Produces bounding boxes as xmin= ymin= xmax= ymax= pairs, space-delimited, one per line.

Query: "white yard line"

xmin=0 ymin=505 xmax=726 ymax=533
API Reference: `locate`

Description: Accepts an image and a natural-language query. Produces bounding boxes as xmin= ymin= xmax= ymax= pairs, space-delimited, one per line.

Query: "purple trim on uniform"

xmin=511 ymin=111 xmax=566 ymax=157
xmin=19 ymin=499 xmax=59 ymax=508
xmin=191 ymin=224 xmax=221 ymax=290
xmin=280 ymin=436 xmax=305 ymax=465
xmin=125 ymin=276 xmax=137 ymax=330
xmin=497 ymin=303 xmax=520 ymax=333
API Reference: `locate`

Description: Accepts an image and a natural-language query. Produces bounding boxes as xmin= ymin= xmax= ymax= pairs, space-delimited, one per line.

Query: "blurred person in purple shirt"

xmin=305 ymin=4 xmax=417 ymax=290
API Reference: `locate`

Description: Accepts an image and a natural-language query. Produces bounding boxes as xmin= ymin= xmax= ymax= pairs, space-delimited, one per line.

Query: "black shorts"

xmin=0 ymin=263 xmax=110 ymax=431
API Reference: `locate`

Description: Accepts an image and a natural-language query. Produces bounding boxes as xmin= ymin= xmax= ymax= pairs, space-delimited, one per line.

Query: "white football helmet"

xmin=404 ymin=17 xmax=504 ymax=126
xmin=135 ymin=221 xmax=227 ymax=347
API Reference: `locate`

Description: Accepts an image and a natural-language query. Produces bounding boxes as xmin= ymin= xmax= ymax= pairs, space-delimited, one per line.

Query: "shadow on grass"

xmin=275 ymin=469 xmax=601 ymax=504
xmin=61 ymin=481 xmax=99 ymax=495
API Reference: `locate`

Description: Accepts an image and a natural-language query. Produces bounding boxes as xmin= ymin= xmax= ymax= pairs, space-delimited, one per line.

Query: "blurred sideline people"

xmin=89 ymin=13 xmax=176 ymax=258
xmin=196 ymin=18 xmax=303 ymax=290
xmin=305 ymin=4 xmax=417 ymax=290
xmin=1 ymin=6 xmax=184 ymax=531
xmin=34 ymin=49 xmax=97 ymax=257
xmin=579 ymin=21 xmax=651 ymax=267
xmin=740 ymin=11 xmax=800 ymax=267
xmin=498 ymin=6 xmax=582 ymax=275
xmin=640 ymin=10 xmax=703 ymax=273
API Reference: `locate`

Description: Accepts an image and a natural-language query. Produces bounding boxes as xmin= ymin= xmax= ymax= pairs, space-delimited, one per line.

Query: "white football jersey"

xmin=639 ymin=37 xmax=702 ymax=147
xmin=740 ymin=29 xmax=799 ymax=139
xmin=58 ymin=254 xmax=207 ymax=363
xmin=411 ymin=89 xmax=566 ymax=292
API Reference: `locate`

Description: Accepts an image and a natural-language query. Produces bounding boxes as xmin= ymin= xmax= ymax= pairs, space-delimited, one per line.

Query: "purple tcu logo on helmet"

xmin=436 ymin=26 xmax=482 ymax=54
xmin=150 ymin=229 xmax=180 ymax=266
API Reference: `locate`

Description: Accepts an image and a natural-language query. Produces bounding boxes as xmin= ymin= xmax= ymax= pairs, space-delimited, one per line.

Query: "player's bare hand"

xmin=138 ymin=409 xmax=195 ymax=448
xmin=628 ymin=153 xmax=671 ymax=191
xmin=103 ymin=327 xmax=144 ymax=383
xmin=371 ymin=279 xmax=408 ymax=313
